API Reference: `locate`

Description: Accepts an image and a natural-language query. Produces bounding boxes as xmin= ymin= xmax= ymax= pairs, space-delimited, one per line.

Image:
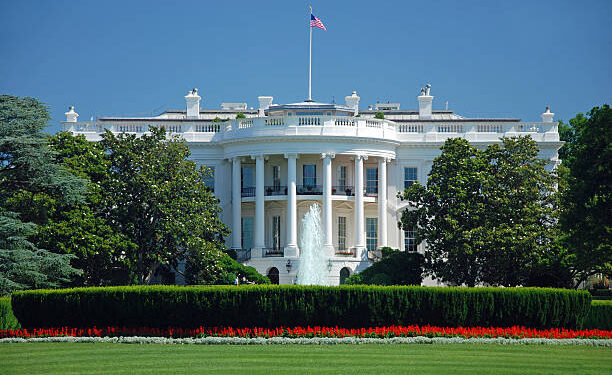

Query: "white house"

xmin=63 ymin=86 xmax=561 ymax=285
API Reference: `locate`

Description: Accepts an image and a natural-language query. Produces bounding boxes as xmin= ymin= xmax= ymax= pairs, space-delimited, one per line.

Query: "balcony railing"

xmin=236 ymin=249 xmax=251 ymax=262
xmin=241 ymin=187 xmax=255 ymax=197
xmin=265 ymin=185 xmax=287 ymax=196
xmin=332 ymin=185 xmax=354 ymax=196
xmin=263 ymin=248 xmax=284 ymax=257
xmin=297 ymin=185 xmax=322 ymax=195
xmin=365 ymin=186 xmax=378 ymax=196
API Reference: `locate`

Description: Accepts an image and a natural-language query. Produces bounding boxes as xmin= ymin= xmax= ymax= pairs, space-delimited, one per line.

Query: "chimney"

xmin=258 ymin=96 xmax=273 ymax=117
xmin=345 ymin=91 xmax=360 ymax=116
xmin=65 ymin=106 xmax=79 ymax=122
xmin=541 ymin=106 xmax=555 ymax=123
xmin=418 ymin=84 xmax=433 ymax=120
xmin=185 ymin=88 xmax=201 ymax=119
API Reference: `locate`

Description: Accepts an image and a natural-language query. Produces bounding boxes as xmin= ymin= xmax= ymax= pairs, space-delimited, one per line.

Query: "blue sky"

xmin=1 ymin=0 xmax=610 ymax=133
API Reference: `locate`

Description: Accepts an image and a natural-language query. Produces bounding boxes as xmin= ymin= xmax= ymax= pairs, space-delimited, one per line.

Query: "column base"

xmin=284 ymin=244 xmax=299 ymax=258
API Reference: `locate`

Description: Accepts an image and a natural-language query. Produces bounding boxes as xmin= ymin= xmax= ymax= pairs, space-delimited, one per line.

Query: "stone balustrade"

xmin=62 ymin=115 xmax=559 ymax=143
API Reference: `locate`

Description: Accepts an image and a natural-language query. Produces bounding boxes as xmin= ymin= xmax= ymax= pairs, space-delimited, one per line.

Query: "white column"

xmin=322 ymin=153 xmax=335 ymax=253
xmin=354 ymin=154 xmax=366 ymax=252
xmin=254 ymin=155 xmax=265 ymax=255
xmin=231 ymin=157 xmax=242 ymax=250
xmin=285 ymin=153 xmax=298 ymax=257
xmin=377 ymin=158 xmax=388 ymax=249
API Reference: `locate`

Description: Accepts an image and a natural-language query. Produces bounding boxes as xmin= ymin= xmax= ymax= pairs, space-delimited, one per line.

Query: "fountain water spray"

xmin=297 ymin=203 xmax=329 ymax=285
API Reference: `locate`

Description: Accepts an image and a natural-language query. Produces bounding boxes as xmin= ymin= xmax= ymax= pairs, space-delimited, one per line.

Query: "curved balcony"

xmin=265 ymin=185 xmax=287 ymax=196
xmin=297 ymin=185 xmax=322 ymax=195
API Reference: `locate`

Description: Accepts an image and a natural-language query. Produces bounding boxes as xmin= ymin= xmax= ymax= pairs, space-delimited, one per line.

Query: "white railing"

xmin=437 ymin=124 xmax=464 ymax=133
xmin=117 ymin=124 xmax=144 ymax=133
xmin=265 ymin=117 xmax=284 ymax=126
xmin=238 ymin=119 xmax=253 ymax=129
xmin=297 ymin=117 xmax=321 ymax=126
xmin=398 ymin=124 xmax=424 ymax=133
xmin=334 ymin=118 xmax=355 ymax=126
xmin=365 ymin=120 xmax=382 ymax=128
xmin=66 ymin=116 xmax=558 ymax=144
xmin=195 ymin=123 xmax=221 ymax=132
xmin=477 ymin=124 xmax=503 ymax=133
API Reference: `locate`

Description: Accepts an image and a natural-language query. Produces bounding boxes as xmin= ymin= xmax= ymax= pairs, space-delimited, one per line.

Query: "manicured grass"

xmin=1 ymin=343 xmax=610 ymax=374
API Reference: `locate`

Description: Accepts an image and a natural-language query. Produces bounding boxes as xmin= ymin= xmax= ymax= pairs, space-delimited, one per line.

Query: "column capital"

xmin=321 ymin=152 xmax=336 ymax=159
xmin=250 ymin=154 xmax=268 ymax=161
xmin=353 ymin=154 xmax=368 ymax=161
xmin=231 ymin=156 xmax=243 ymax=163
xmin=284 ymin=152 xmax=299 ymax=159
xmin=379 ymin=156 xmax=393 ymax=164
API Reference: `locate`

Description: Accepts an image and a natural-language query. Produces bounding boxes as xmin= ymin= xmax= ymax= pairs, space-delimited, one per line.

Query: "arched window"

xmin=267 ymin=267 xmax=279 ymax=285
xmin=340 ymin=267 xmax=351 ymax=285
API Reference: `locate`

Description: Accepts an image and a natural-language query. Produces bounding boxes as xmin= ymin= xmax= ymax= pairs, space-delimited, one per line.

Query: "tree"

xmin=374 ymin=111 xmax=385 ymax=119
xmin=32 ymin=132 xmax=136 ymax=286
xmin=235 ymin=112 xmax=246 ymax=119
xmin=98 ymin=127 xmax=229 ymax=284
xmin=558 ymin=105 xmax=612 ymax=287
xmin=345 ymin=247 xmax=423 ymax=285
xmin=0 ymin=95 xmax=84 ymax=293
xmin=400 ymin=137 xmax=558 ymax=287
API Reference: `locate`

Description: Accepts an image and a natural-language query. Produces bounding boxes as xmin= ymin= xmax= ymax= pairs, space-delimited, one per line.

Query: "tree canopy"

xmin=400 ymin=136 xmax=559 ymax=287
xmin=345 ymin=247 xmax=423 ymax=286
xmin=558 ymin=105 xmax=611 ymax=287
xmin=0 ymin=95 xmax=84 ymax=294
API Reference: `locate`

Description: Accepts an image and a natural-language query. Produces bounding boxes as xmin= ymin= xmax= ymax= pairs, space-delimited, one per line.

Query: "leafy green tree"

xmin=558 ymin=105 xmax=612 ymax=287
xmin=400 ymin=137 xmax=558 ymax=287
xmin=374 ymin=111 xmax=385 ymax=119
xmin=345 ymin=247 xmax=423 ymax=285
xmin=0 ymin=95 xmax=84 ymax=293
xmin=235 ymin=112 xmax=246 ymax=119
xmin=37 ymin=132 xmax=137 ymax=286
xmin=98 ymin=127 xmax=229 ymax=284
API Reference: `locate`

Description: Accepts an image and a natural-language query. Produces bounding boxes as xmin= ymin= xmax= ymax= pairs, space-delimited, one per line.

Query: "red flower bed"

xmin=2 ymin=325 xmax=611 ymax=340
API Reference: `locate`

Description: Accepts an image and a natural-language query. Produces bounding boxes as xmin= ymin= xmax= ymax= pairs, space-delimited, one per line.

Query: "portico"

xmin=230 ymin=151 xmax=391 ymax=262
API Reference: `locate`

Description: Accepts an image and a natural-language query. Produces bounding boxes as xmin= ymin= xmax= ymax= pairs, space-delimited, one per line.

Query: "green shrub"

xmin=0 ymin=297 xmax=20 ymax=330
xmin=346 ymin=248 xmax=423 ymax=285
xmin=11 ymin=285 xmax=590 ymax=329
xmin=583 ymin=300 xmax=612 ymax=330
xmin=374 ymin=111 xmax=385 ymax=119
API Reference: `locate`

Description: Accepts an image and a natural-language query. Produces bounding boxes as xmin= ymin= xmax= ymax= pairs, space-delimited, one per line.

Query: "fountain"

xmin=296 ymin=203 xmax=329 ymax=285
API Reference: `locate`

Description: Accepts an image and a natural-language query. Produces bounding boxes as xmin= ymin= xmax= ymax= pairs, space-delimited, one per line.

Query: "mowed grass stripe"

xmin=1 ymin=343 xmax=610 ymax=375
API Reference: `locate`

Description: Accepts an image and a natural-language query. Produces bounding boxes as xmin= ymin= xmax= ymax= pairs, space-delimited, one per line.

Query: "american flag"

xmin=310 ymin=14 xmax=327 ymax=31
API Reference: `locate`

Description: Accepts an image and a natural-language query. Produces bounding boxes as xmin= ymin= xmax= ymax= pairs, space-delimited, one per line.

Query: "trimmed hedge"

xmin=11 ymin=285 xmax=591 ymax=329
xmin=583 ymin=300 xmax=612 ymax=330
xmin=0 ymin=297 xmax=20 ymax=330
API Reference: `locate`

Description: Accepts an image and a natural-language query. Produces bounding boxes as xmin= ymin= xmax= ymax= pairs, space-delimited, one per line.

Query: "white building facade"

xmin=63 ymin=87 xmax=561 ymax=285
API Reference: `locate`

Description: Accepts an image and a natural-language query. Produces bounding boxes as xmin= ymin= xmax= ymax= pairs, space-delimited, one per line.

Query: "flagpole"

xmin=308 ymin=6 xmax=312 ymax=101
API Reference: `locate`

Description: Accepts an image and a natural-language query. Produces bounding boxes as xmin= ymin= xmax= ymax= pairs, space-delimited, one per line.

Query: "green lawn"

xmin=1 ymin=343 xmax=610 ymax=374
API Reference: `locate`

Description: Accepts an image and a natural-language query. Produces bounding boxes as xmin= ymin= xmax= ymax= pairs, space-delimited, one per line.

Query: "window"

xmin=366 ymin=217 xmax=377 ymax=251
xmin=366 ymin=167 xmax=378 ymax=195
xmin=241 ymin=217 xmax=253 ymax=250
xmin=340 ymin=267 xmax=351 ymax=285
xmin=404 ymin=167 xmax=418 ymax=189
xmin=303 ymin=164 xmax=316 ymax=187
xmin=273 ymin=166 xmax=281 ymax=189
xmin=202 ymin=166 xmax=215 ymax=192
xmin=337 ymin=216 xmax=347 ymax=251
xmin=337 ymin=165 xmax=347 ymax=187
xmin=241 ymin=166 xmax=254 ymax=188
xmin=267 ymin=267 xmax=279 ymax=285
xmin=272 ymin=216 xmax=281 ymax=250
xmin=405 ymin=229 xmax=417 ymax=252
